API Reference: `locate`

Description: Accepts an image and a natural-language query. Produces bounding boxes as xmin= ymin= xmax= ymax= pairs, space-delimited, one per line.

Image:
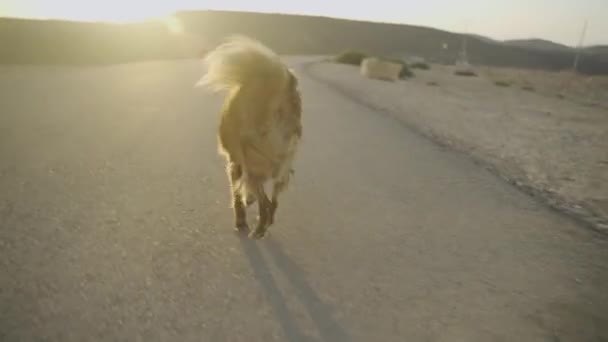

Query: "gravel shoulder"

xmin=304 ymin=61 xmax=608 ymax=232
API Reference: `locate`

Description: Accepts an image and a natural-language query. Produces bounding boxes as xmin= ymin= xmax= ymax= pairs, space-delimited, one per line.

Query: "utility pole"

xmin=458 ymin=20 xmax=470 ymax=66
xmin=573 ymin=19 xmax=588 ymax=72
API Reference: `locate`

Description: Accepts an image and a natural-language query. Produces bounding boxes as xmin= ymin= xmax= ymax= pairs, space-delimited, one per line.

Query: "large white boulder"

xmin=360 ymin=58 xmax=403 ymax=81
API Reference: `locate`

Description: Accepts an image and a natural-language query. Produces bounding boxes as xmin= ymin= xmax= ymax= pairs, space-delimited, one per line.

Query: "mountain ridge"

xmin=1 ymin=10 xmax=606 ymax=74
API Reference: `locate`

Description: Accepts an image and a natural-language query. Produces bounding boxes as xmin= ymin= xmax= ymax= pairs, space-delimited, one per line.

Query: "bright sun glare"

xmin=2 ymin=1 xmax=185 ymax=33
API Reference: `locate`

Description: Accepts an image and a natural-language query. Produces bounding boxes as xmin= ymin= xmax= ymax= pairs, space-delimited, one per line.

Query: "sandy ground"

xmin=306 ymin=62 xmax=608 ymax=232
xmin=477 ymin=66 xmax=608 ymax=110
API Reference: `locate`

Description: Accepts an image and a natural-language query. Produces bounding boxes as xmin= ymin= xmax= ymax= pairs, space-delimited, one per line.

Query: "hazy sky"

xmin=1 ymin=0 xmax=606 ymax=46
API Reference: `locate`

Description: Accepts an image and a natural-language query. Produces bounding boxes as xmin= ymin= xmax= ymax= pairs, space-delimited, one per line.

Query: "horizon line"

xmin=0 ymin=9 xmax=605 ymax=48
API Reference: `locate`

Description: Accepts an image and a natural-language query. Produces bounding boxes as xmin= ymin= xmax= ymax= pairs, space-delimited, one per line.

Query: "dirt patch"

xmin=304 ymin=62 xmax=608 ymax=232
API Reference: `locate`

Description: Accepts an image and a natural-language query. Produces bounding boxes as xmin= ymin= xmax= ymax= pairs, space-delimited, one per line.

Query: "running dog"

xmin=197 ymin=36 xmax=302 ymax=239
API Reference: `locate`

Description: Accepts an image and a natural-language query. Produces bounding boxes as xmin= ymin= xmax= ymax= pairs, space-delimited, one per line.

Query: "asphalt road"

xmin=1 ymin=58 xmax=607 ymax=342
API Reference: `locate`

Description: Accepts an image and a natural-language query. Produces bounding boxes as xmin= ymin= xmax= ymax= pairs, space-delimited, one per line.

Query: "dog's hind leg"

xmin=268 ymin=163 xmax=294 ymax=225
xmin=227 ymin=162 xmax=248 ymax=232
xmin=268 ymin=178 xmax=288 ymax=226
xmin=249 ymin=179 xmax=272 ymax=239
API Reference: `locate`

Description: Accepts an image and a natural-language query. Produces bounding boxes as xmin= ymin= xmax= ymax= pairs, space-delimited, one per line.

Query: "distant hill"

xmin=504 ymin=39 xmax=573 ymax=52
xmin=0 ymin=17 xmax=198 ymax=64
xmin=466 ymin=34 xmax=500 ymax=44
xmin=1 ymin=10 xmax=607 ymax=75
xmin=585 ymin=45 xmax=608 ymax=54
xmin=504 ymin=39 xmax=608 ymax=57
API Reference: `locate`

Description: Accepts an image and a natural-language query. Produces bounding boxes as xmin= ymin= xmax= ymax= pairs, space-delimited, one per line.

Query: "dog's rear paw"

xmin=244 ymin=195 xmax=256 ymax=207
xmin=234 ymin=221 xmax=249 ymax=233
xmin=249 ymin=228 xmax=267 ymax=240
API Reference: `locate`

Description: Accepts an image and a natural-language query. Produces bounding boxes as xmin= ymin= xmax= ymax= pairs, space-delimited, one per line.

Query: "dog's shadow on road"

xmin=238 ymin=235 xmax=351 ymax=342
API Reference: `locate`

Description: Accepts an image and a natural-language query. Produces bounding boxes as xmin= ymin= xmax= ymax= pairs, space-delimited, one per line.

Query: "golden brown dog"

xmin=197 ymin=36 xmax=302 ymax=239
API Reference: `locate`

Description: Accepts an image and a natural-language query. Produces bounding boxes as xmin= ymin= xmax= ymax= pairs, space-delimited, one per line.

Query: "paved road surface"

xmin=1 ymin=58 xmax=607 ymax=342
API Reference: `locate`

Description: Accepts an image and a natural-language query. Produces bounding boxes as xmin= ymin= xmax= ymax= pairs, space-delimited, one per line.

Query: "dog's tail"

xmin=196 ymin=35 xmax=289 ymax=92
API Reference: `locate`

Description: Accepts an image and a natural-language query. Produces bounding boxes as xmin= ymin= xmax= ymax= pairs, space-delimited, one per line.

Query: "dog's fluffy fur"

xmin=197 ymin=35 xmax=302 ymax=239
